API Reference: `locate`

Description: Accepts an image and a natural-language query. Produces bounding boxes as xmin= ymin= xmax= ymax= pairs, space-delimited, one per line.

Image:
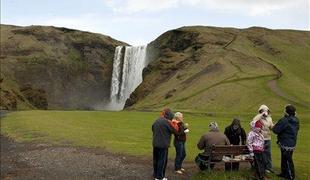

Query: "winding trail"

xmin=224 ymin=34 xmax=309 ymax=108
xmin=156 ymin=33 xmax=309 ymax=109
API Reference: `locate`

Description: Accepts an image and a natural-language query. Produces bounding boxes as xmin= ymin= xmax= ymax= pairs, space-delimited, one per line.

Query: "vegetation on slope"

xmin=126 ymin=26 xmax=310 ymax=113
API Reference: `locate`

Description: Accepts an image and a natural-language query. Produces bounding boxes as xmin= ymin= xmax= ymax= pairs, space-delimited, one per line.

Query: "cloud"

xmin=2 ymin=13 xmax=159 ymax=45
xmin=104 ymin=0 xmax=308 ymax=17
xmin=104 ymin=0 xmax=179 ymax=13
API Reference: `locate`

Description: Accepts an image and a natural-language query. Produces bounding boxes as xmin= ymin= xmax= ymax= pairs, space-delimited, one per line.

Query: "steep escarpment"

xmin=126 ymin=26 xmax=310 ymax=113
xmin=0 ymin=25 xmax=126 ymax=110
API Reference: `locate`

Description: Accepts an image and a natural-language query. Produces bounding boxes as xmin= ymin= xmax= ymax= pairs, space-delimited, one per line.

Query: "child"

xmin=247 ymin=120 xmax=266 ymax=180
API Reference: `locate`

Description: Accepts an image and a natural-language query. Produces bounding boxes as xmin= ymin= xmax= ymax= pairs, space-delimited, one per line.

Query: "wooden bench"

xmin=198 ymin=145 xmax=253 ymax=171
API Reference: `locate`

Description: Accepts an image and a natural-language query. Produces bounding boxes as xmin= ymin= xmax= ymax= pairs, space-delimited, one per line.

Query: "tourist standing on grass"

xmin=152 ymin=108 xmax=178 ymax=180
xmin=250 ymin=105 xmax=274 ymax=173
xmin=247 ymin=120 xmax=266 ymax=180
xmin=170 ymin=112 xmax=189 ymax=175
xmin=273 ymin=105 xmax=299 ymax=180
xmin=224 ymin=118 xmax=247 ymax=171
xmin=196 ymin=122 xmax=230 ymax=170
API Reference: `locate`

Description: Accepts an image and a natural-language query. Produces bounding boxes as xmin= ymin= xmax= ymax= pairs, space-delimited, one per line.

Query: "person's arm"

xmin=197 ymin=135 xmax=206 ymax=150
xmin=178 ymin=122 xmax=185 ymax=135
xmin=270 ymin=117 xmax=274 ymax=129
xmin=224 ymin=127 xmax=229 ymax=137
xmin=152 ymin=123 xmax=154 ymax=132
xmin=225 ymin=135 xmax=230 ymax=145
xmin=241 ymin=128 xmax=247 ymax=145
xmin=246 ymin=132 xmax=254 ymax=152
xmin=272 ymin=118 xmax=287 ymax=135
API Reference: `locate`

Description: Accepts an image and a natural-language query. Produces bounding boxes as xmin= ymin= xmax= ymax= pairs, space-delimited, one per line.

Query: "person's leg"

xmin=155 ymin=148 xmax=167 ymax=179
xmin=285 ymin=150 xmax=295 ymax=180
xmin=163 ymin=148 xmax=169 ymax=177
xmin=264 ymin=140 xmax=272 ymax=171
xmin=288 ymin=150 xmax=295 ymax=180
xmin=225 ymin=163 xmax=231 ymax=171
xmin=174 ymin=142 xmax=182 ymax=171
xmin=281 ymin=148 xmax=288 ymax=178
xmin=254 ymin=152 xmax=265 ymax=180
xmin=153 ymin=147 xmax=159 ymax=178
xmin=195 ymin=154 xmax=208 ymax=171
xmin=180 ymin=142 xmax=186 ymax=166
xmin=232 ymin=162 xmax=239 ymax=170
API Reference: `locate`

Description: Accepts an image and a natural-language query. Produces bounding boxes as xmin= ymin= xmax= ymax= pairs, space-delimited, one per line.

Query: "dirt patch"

xmin=0 ymin=134 xmax=197 ymax=180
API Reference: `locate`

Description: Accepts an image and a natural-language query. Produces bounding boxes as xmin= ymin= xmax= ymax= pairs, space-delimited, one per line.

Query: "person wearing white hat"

xmin=250 ymin=105 xmax=274 ymax=173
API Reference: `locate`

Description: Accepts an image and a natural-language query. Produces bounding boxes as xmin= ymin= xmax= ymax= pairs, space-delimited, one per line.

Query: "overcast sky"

xmin=1 ymin=0 xmax=309 ymax=45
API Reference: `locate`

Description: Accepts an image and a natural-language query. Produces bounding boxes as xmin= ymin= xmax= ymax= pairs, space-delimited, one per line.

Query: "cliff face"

xmin=126 ymin=26 xmax=310 ymax=112
xmin=0 ymin=25 xmax=126 ymax=110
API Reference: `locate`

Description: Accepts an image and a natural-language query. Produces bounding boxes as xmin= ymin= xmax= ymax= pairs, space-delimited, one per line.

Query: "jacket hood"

xmin=258 ymin=104 xmax=270 ymax=113
xmin=231 ymin=118 xmax=241 ymax=126
xmin=288 ymin=116 xmax=298 ymax=126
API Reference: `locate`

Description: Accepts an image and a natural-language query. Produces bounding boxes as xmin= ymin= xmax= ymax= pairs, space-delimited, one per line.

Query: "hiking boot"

xmin=175 ymin=170 xmax=184 ymax=175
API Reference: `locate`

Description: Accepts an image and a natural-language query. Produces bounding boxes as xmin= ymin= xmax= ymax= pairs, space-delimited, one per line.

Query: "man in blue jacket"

xmin=273 ymin=105 xmax=299 ymax=180
xmin=152 ymin=108 xmax=179 ymax=180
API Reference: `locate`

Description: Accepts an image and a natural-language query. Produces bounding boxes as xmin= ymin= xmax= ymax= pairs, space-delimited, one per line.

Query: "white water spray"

xmin=108 ymin=45 xmax=148 ymax=110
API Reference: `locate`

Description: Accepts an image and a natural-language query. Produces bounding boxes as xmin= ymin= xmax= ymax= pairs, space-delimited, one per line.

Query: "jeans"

xmin=195 ymin=154 xmax=219 ymax=171
xmin=281 ymin=148 xmax=295 ymax=180
xmin=174 ymin=141 xmax=186 ymax=171
xmin=263 ymin=140 xmax=272 ymax=170
xmin=254 ymin=152 xmax=265 ymax=180
xmin=153 ymin=147 xmax=168 ymax=179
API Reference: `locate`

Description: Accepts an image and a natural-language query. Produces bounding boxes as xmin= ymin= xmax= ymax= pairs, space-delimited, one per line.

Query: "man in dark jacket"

xmin=224 ymin=118 xmax=247 ymax=170
xmin=273 ymin=105 xmax=299 ymax=180
xmin=152 ymin=108 xmax=178 ymax=180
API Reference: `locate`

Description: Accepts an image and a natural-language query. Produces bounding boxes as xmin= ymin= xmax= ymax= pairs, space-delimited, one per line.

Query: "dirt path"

xmin=0 ymin=134 xmax=197 ymax=180
xmin=224 ymin=34 xmax=309 ymax=109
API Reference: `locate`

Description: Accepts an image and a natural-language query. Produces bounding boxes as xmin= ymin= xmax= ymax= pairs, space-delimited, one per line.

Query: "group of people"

xmin=152 ymin=104 xmax=299 ymax=180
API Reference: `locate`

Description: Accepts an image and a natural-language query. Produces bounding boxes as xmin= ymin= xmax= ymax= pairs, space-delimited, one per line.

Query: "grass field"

xmin=1 ymin=110 xmax=309 ymax=179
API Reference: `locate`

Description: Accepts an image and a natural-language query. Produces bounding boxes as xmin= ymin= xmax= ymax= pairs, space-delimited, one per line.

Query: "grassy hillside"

xmin=0 ymin=24 xmax=126 ymax=110
xmin=1 ymin=110 xmax=309 ymax=179
xmin=126 ymin=26 xmax=310 ymax=113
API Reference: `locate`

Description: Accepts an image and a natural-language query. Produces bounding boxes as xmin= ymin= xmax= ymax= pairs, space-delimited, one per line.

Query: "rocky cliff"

xmin=0 ymin=25 xmax=126 ymax=110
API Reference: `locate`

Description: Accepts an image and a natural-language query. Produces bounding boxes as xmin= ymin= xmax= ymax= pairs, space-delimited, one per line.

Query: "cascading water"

xmin=108 ymin=45 xmax=147 ymax=110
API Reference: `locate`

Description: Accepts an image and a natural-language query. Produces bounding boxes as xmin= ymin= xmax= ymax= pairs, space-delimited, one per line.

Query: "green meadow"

xmin=1 ymin=110 xmax=309 ymax=179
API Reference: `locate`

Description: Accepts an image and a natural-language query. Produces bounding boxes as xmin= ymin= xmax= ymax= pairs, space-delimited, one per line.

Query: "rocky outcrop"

xmin=0 ymin=25 xmax=126 ymax=110
xmin=125 ymin=27 xmax=237 ymax=108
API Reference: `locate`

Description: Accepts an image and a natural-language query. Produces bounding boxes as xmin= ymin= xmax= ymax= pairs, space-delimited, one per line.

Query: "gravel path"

xmin=0 ymin=135 xmax=196 ymax=180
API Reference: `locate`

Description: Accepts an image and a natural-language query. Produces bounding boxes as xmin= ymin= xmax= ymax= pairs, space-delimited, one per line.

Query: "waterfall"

xmin=108 ymin=45 xmax=147 ymax=110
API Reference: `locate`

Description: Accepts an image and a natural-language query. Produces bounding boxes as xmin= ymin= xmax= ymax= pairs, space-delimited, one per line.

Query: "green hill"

xmin=0 ymin=24 xmax=126 ymax=110
xmin=1 ymin=25 xmax=309 ymax=112
xmin=125 ymin=26 xmax=310 ymax=113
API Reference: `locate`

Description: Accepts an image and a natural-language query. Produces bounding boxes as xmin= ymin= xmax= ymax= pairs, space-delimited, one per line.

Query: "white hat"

xmin=258 ymin=104 xmax=269 ymax=113
xmin=209 ymin=121 xmax=218 ymax=130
